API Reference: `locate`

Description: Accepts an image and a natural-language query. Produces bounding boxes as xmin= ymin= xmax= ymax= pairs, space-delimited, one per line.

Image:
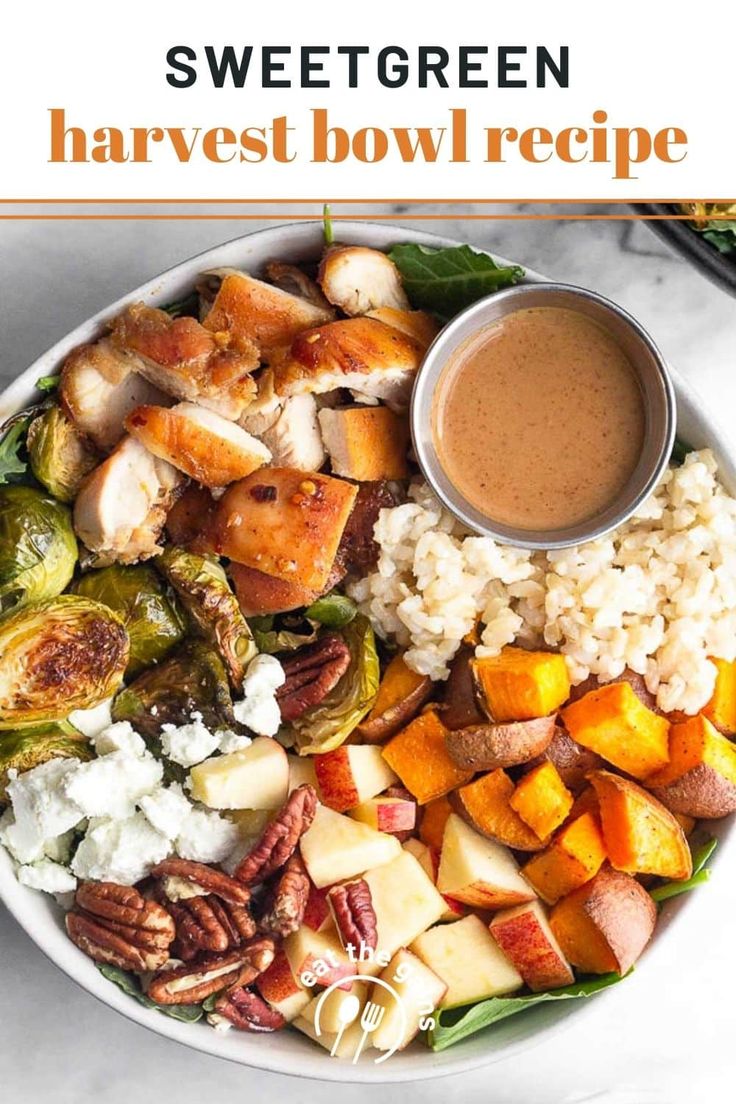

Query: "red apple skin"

xmin=489 ymin=904 xmax=574 ymax=992
xmin=375 ymin=799 xmax=416 ymax=833
xmin=257 ymin=949 xmax=302 ymax=1003
xmin=314 ymin=750 xmax=359 ymax=813
xmin=300 ymin=953 xmax=354 ymax=991
xmin=302 ymin=882 xmax=331 ymax=932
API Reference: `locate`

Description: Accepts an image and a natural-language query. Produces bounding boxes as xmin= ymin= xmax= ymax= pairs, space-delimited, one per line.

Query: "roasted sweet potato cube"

xmin=419 ymin=795 xmax=454 ymax=850
xmin=452 ymin=770 xmax=545 ymax=852
xmin=588 ymin=770 xmax=692 ymax=880
xmin=647 ymin=713 xmax=736 ymax=818
xmin=382 ymin=711 xmax=472 ymax=804
xmin=549 ymin=866 xmax=657 ymax=975
xmin=472 ymin=647 xmax=570 ymax=723
xmin=210 ymin=467 xmax=357 ymax=591
xmin=510 ymin=762 xmax=574 ymax=840
xmin=357 ymin=653 xmax=433 ymax=744
xmin=560 ymin=681 xmax=670 ymax=780
xmin=521 ymin=811 xmax=607 ymax=904
xmin=702 ymin=658 xmax=736 ymax=735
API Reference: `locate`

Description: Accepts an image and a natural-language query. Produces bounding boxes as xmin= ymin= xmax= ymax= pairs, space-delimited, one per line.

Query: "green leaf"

xmin=304 ymin=593 xmax=357 ymax=628
xmin=323 ymin=203 xmax=334 ymax=246
xmin=97 ymin=964 xmax=204 ymax=1022
xmin=650 ymin=837 xmax=717 ymax=903
xmin=35 ymin=375 xmax=59 ymax=393
xmin=0 ymin=414 xmax=32 ymax=484
xmin=670 ymin=437 xmax=691 ymax=466
xmin=388 ymin=243 xmax=524 ymax=318
xmin=160 ymin=290 xmax=200 ymax=319
xmin=428 ymin=971 xmax=628 ymax=1052
xmin=202 ymin=992 xmax=221 ymax=1012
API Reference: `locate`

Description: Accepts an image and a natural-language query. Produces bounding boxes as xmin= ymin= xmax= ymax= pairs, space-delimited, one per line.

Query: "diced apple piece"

xmin=403 ymin=838 xmax=466 ymax=921
xmin=349 ymin=795 xmax=416 ymax=835
xmin=411 ymin=915 xmax=523 ymax=1009
xmin=189 ymin=736 xmax=288 ymax=810
xmin=302 ymin=880 xmax=333 ymax=933
xmin=370 ymin=949 xmax=447 ymax=1051
xmin=293 ymin=1012 xmax=372 ymax=1059
xmin=287 ymin=754 xmax=318 ymax=795
xmin=300 ymin=804 xmax=402 ymax=888
xmin=226 ymin=808 xmax=273 ymax=836
xmin=314 ymin=745 xmax=398 ymax=813
xmin=362 ymin=850 xmax=447 ymax=961
xmin=283 ymin=926 xmax=354 ymax=991
xmin=300 ymin=981 xmax=367 ymax=1034
xmin=437 ymin=813 xmax=537 ymax=909
xmin=489 ymin=900 xmax=574 ymax=992
xmin=256 ymin=949 xmax=312 ymax=1021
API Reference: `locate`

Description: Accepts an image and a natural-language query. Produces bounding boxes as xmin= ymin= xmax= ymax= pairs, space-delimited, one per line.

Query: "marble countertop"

xmin=1 ymin=204 xmax=734 ymax=1104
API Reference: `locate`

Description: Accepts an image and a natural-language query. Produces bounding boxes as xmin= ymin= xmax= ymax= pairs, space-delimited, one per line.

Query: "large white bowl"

xmin=1 ymin=221 xmax=734 ymax=1083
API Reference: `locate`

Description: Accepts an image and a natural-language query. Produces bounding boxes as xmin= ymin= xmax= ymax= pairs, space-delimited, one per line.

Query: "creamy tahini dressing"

xmin=432 ymin=307 xmax=645 ymax=531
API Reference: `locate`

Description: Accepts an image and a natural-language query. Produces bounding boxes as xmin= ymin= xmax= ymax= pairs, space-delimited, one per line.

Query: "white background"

xmin=1 ymin=205 xmax=735 ymax=1101
xmin=1 ymin=0 xmax=733 ymax=198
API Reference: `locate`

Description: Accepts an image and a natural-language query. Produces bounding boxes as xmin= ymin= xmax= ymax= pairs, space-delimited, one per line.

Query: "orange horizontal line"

xmin=0 ymin=197 xmax=734 ymax=205
xmin=0 ymin=213 xmax=723 ymax=222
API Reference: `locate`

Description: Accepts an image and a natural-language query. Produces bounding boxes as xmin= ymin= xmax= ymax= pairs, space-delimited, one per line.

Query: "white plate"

xmin=1 ymin=221 xmax=734 ymax=1083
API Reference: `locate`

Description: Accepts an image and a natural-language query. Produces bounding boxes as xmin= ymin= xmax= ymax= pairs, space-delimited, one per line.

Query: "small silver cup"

xmin=410 ymin=283 xmax=676 ymax=550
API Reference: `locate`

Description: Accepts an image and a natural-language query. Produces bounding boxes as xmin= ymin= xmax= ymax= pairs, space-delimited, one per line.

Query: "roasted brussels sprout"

xmin=0 ymin=485 xmax=78 ymax=615
xmin=72 ymin=564 xmax=185 ymax=676
xmin=0 ymin=596 xmax=129 ymax=727
xmin=290 ymin=615 xmax=379 ymax=755
xmin=304 ymin=592 xmax=357 ymax=628
xmin=112 ymin=640 xmax=241 ymax=747
xmin=248 ymin=614 xmax=318 ymax=655
xmin=0 ymin=720 xmax=93 ymax=802
xmin=27 ymin=405 xmax=98 ymax=503
xmin=156 ymin=547 xmax=256 ymax=687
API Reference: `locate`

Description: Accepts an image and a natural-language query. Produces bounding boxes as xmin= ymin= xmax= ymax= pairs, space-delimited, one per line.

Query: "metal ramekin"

xmin=410 ymin=283 xmax=676 ymax=550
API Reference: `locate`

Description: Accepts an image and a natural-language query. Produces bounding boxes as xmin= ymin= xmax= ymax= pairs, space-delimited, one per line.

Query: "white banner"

xmin=2 ymin=0 xmax=731 ymax=200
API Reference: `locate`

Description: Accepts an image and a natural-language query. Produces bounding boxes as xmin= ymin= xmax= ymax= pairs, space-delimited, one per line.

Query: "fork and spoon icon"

xmin=329 ymin=992 xmax=385 ymax=1062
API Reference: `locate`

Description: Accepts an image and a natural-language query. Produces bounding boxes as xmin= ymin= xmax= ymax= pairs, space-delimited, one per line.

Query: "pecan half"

xmin=66 ymin=883 xmax=175 ymax=972
xmin=168 ymin=895 xmax=257 ymax=961
xmin=276 ymin=635 xmax=351 ymax=721
xmin=151 ymin=858 xmax=251 ymax=906
xmin=259 ymin=852 xmax=310 ymax=937
xmin=145 ymin=937 xmax=276 ymax=1005
xmin=328 ymin=879 xmax=378 ymax=952
xmin=214 ymin=987 xmax=285 ymax=1033
xmin=235 ymin=784 xmax=317 ymax=886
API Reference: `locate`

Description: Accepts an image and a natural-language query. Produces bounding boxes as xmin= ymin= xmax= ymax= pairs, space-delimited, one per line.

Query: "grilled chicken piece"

xmin=125 ymin=402 xmax=271 ymax=488
xmin=318 ymin=246 xmax=410 ymax=316
xmin=259 ymin=394 xmax=325 ymax=472
xmin=270 ymin=317 xmax=426 ymax=412
xmin=238 ymin=368 xmax=283 ymax=437
xmin=110 ymin=304 xmax=258 ymax=420
xmin=265 ymin=261 xmax=332 ymax=310
xmin=365 ymin=307 xmax=439 ymax=348
xmin=319 ymin=406 xmax=409 ymax=481
xmin=201 ymin=270 xmax=334 ymax=361
xmin=60 ymin=339 xmax=169 ymax=452
xmin=74 ymin=436 xmax=182 ymax=564
xmin=228 ymin=558 xmax=346 ymax=618
xmin=211 ymin=468 xmax=357 ymax=591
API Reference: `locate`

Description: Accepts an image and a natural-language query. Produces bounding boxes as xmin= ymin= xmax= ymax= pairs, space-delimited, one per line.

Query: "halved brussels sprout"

xmin=0 ymin=485 xmax=78 ymax=615
xmin=27 ymin=405 xmax=98 ymax=504
xmin=0 ymin=720 xmax=93 ymax=801
xmin=156 ymin=547 xmax=256 ymax=688
xmin=0 ymin=596 xmax=129 ymax=727
xmin=248 ymin=614 xmax=318 ymax=655
xmin=112 ymin=639 xmax=240 ymax=746
xmin=72 ymin=564 xmax=185 ymax=677
xmin=290 ymin=615 xmax=379 ymax=755
xmin=304 ymin=592 xmax=357 ymax=629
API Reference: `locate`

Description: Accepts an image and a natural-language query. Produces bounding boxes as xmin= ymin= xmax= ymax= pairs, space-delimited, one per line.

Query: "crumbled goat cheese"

xmin=63 ymin=751 xmax=163 ymax=820
xmin=92 ymin=721 xmax=146 ymax=758
xmin=175 ymin=807 xmax=240 ymax=863
xmin=138 ymin=784 xmax=192 ymax=840
xmin=68 ymin=697 xmax=114 ymax=738
xmin=216 ymin=729 xmax=253 ymax=754
xmin=3 ymin=760 xmax=83 ymax=864
xmin=232 ymin=654 xmax=285 ymax=737
xmin=72 ymin=814 xmax=171 ymax=885
xmin=160 ymin=712 xmax=220 ymax=767
xmin=207 ymin=1013 xmax=233 ymax=1033
xmin=17 ymin=859 xmax=77 ymax=895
